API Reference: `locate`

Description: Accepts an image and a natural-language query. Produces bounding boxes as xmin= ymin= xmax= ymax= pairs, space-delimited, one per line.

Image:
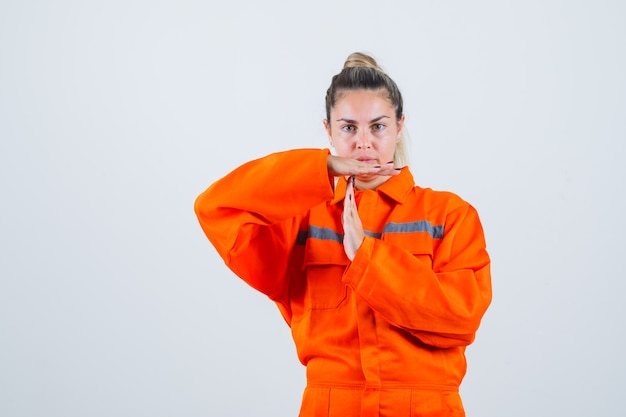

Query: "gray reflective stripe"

xmin=296 ymin=220 xmax=443 ymax=245
xmin=309 ymin=225 xmax=344 ymax=243
xmin=383 ymin=221 xmax=444 ymax=239
xmin=365 ymin=230 xmax=382 ymax=239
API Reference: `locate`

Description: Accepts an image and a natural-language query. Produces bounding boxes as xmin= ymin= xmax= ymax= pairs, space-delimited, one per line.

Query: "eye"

xmin=372 ymin=123 xmax=385 ymax=131
xmin=341 ymin=125 xmax=356 ymax=133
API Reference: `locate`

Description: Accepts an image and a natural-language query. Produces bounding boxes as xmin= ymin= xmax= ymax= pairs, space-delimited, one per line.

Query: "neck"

xmin=355 ymin=174 xmax=391 ymax=191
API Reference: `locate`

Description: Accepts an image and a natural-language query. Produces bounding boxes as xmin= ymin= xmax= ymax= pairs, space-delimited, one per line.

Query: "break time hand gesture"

xmin=327 ymin=155 xmax=400 ymax=261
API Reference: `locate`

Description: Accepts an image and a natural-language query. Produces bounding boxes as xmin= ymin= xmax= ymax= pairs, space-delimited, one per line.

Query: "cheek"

xmin=333 ymin=141 xmax=353 ymax=156
xmin=375 ymin=136 xmax=399 ymax=156
xmin=332 ymin=131 xmax=350 ymax=144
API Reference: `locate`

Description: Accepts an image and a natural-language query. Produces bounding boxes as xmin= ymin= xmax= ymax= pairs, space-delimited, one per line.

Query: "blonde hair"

xmin=325 ymin=52 xmax=410 ymax=166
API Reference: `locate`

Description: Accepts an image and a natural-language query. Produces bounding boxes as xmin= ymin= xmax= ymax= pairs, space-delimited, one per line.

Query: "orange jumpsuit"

xmin=195 ymin=149 xmax=492 ymax=417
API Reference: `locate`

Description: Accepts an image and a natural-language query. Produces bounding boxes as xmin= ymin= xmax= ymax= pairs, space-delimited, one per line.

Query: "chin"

xmin=356 ymin=173 xmax=387 ymax=183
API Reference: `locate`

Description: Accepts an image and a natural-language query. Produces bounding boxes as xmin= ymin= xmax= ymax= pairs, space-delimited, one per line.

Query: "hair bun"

xmin=343 ymin=52 xmax=381 ymax=70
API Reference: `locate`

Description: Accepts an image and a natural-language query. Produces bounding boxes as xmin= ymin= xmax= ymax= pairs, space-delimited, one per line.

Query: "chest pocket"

xmin=302 ymin=237 xmax=349 ymax=310
xmin=382 ymin=230 xmax=436 ymax=270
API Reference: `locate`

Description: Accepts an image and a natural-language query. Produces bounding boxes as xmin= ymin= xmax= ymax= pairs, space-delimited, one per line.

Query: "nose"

xmin=356 ymin=130 xmax=371 ymax=149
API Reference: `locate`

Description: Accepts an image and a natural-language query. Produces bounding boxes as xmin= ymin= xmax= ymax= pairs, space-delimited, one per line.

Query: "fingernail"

xmin=387 ymin=160 xmax=394 ymax=164
xmin=351 ymin=175 xmax=356 ymax=186
xmin=395 ymin=167 xmax=402 ymax=171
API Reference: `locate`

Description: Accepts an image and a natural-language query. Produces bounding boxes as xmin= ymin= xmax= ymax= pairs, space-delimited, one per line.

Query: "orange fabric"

xmin=300 ymin=386 xmax=465 ymax=417
xmin=195 ymin=149 xmax=492 ymax=417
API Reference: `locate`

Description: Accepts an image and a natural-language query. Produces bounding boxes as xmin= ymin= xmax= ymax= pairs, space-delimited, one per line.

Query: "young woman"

xmin=195 ymin=52 xmax=492 ymax=417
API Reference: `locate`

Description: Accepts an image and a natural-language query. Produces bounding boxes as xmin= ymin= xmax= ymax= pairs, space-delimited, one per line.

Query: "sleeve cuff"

xmin=342 ymin=236 xmax=375 ymax=293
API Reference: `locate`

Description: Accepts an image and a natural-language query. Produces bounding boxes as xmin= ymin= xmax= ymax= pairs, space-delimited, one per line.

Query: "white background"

xmin=1 ymin=1 xmax=625 ymax=416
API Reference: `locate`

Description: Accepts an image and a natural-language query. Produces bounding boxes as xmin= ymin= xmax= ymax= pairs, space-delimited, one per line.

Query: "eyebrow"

xmin=336 ymin=115 xmax=391 ymax=124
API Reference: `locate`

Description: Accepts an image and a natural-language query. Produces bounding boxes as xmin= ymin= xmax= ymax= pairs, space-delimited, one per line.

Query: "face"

xmin=324 ymin=89 xmax=405 ymax=187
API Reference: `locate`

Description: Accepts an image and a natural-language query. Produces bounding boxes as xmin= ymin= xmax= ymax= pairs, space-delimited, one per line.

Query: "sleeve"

xmin=194 ymin=148 xmax=334 ymax=305
xmin=342 ymin=202 xmax=492 ymax=348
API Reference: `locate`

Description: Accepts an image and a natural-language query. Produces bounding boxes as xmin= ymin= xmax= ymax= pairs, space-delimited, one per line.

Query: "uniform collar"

xmin=331 ymin=167 xmax=415 ymax=205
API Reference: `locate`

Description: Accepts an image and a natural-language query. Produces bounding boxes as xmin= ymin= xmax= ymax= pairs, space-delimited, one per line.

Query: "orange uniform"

xmin=195 ymin=149 xmax=492 ymax=417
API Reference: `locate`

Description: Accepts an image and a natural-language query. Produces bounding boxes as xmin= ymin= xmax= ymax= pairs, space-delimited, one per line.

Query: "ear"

xmin=396 ymin=114 xmax=406 ymax=141
xmin=323 ymin=119 xmax=334 ymax=147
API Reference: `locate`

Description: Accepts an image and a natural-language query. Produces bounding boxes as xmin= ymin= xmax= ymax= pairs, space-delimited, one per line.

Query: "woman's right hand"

xmin=326 ymin=155 xmax=399 ymax=177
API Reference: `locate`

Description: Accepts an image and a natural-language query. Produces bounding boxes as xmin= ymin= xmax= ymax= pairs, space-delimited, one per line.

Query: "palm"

xmin=342 ymin=176 xmax=365 ymax=261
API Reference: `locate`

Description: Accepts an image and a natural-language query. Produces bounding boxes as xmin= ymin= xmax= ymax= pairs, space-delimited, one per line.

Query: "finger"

xmin=342 ymin=177 xmax=352 ymax=223
xmin=329 ymin=155 xmax=402 ymax=177
xmin=353 ymin=161 xmax=401 ymax=177
xmin=343 ymin=176 xmax=356 ymax=226
xmin=345 ymin=178 xmax=361 ymax=225
xmin=370 ymin=161 xmax=402 ymax=176
xmin=329 ymin=156 xmax=372 ymax=177
xmin=345 ymin=175 xmax=354 ymax=202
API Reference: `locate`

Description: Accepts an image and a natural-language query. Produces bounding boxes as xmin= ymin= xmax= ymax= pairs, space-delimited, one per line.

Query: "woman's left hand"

xmin=342 ymin=176 xmax=365 ymax=261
